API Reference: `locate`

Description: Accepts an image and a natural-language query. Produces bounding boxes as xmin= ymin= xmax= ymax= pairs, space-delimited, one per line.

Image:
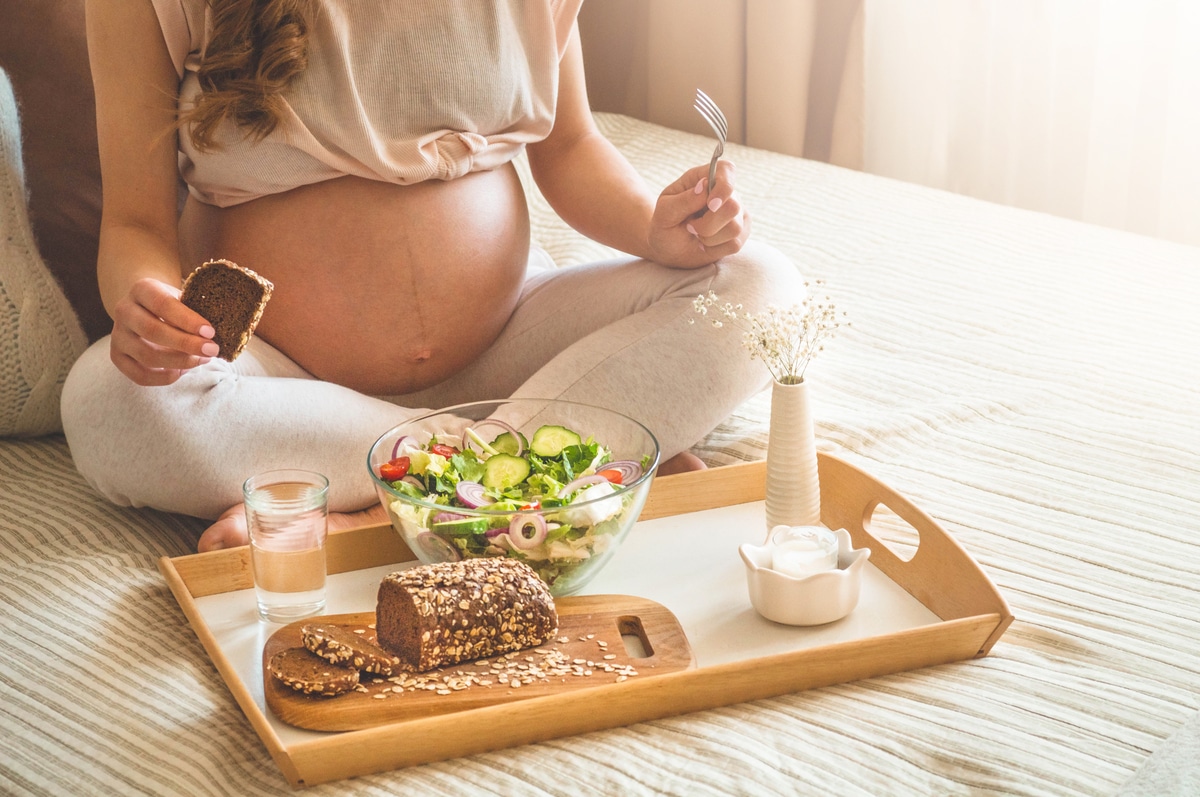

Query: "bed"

xmin=3 ymin=39 xmax=1199 ymax=797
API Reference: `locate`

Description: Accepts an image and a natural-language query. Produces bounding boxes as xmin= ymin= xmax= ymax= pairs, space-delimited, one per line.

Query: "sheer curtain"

xmin=863 ymin=0 xmax=1200 ymax=247
xmin=577 ymin=1 xmax=1199 ymax=248
xmin=577 ymin=0 xmax=863 ymax=166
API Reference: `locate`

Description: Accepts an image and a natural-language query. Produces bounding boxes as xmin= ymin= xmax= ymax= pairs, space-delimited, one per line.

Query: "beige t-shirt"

xmin=152 ymin=0 xmax=584 ymax=207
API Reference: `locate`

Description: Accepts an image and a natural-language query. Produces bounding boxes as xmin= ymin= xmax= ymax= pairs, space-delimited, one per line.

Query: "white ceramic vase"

xmin=764 ymin=378 xmax=822 ymax=530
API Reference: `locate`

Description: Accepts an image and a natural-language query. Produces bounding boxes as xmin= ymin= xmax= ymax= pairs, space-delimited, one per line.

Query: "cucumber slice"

xmin=490 ymin=430 xmax=528 ymax=456
xmin=482 ymin=453 xmax=531 ymax=490
xmin=530 ymin=425 xmax=582 ymax=457
xmin=431 ymin=516 xmax=489 ymax=537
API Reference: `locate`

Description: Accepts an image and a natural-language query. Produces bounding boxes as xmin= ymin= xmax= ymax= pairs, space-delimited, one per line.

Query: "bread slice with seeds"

xmin=267 ymin=647 xmax=360 ymax=696
xmin=301 ymin=623 xmax=401 ymax=676
xmin=180 ymin=258 xmax=273 ymax=361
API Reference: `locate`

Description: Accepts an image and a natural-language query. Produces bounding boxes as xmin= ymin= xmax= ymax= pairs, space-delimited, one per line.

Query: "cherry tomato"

xmin=379 ymin=456 xmax=410 ymax=481
xmin=597 ymin=468 xmax=624 ymax=485
xmin=429 ymin=443 xmax=458 ymax=458
xmin=520 ymin=499 xmax=541 ymax=511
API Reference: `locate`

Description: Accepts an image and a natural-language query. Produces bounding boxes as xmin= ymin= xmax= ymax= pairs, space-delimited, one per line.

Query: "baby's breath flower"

xmin=691 ymin=282 xmax=847 ymax=384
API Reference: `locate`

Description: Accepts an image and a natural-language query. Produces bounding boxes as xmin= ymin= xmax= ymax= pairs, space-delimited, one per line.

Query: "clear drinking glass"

xmin=243 ymin=469 xmax=329 ymax=623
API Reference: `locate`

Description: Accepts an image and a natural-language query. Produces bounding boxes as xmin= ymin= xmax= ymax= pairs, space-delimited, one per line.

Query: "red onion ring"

xmin=598 ymin=459 xmax=644 ymax=485
xmin=455 ymin=481 xmax=492 ymax=508
xmin=508 ymin=513 xmax=547 ymax=550
xmin=557 ymin=474 xmax=609 ymax=499
xmin=462 ymin=419 xmax=524 ymax=456
xmin=401 ymin=475 xmax=424 ymax=490
xmin=390 ymin=434 xmax=418 ymax=459
xmin=432 ymin=511 xmax=469 ymax=525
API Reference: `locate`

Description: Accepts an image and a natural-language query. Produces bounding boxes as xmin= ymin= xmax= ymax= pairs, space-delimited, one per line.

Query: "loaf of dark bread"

xmin=376 ymin=558 xmax=558 ymax=672
xmin=267 ymin=647 xmax=360 ymax=696
xmin=180 ymin=258 xmax=273 ymax=361
xmin=301 ymin=623 xmax=401 ymax=676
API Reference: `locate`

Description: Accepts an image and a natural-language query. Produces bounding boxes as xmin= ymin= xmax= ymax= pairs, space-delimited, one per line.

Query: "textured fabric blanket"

xmin=0 ymin=67 xmax=87 ymax=437
xmin=1118 ymin=709 xmax=1200 ymax=796
xmin=2 ymin=113 xmax=1198 ymax=796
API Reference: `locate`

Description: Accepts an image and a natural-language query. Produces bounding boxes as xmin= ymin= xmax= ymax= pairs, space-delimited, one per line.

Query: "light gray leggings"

xmin=61 ymin=241 xmax=805 ymax=519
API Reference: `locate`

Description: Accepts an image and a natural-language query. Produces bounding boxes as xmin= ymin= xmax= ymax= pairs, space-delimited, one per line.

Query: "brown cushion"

xmin=0 ymin=0 xmax=108 ymax=342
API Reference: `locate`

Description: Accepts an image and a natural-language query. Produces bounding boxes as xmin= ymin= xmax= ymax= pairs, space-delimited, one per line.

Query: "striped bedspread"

xmin=2 ymin=113 xmax=1198 ymax=796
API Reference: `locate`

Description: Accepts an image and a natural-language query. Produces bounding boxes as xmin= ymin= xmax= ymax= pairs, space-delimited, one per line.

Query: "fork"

xmin=694 ymin=88 xmax=728 ymax=196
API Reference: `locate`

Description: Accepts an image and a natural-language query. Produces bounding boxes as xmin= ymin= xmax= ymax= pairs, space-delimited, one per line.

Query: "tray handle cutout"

xmin=820 ymin=457 xmax=942 ymax=577
xmin=863 ymin=500 xmax=921 ymax=563
xmin=618 ymin=616 xmax=653 ymax=658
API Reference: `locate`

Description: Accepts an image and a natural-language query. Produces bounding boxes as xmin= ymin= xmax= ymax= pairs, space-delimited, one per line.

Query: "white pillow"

xmin=0 ymin=67 xmax=88 ymax=437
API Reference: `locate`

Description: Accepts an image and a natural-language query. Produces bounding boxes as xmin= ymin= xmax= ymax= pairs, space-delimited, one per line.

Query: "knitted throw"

xmin=0 ymin=68 xmax=88 ymax=437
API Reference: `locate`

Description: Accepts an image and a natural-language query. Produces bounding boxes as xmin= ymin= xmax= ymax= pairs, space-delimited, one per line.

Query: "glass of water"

xmin=243 ymin=469 xmax=329 ymax=623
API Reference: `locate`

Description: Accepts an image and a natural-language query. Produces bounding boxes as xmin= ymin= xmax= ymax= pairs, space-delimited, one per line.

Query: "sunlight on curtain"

xmin=578 ymin=0 xmax=862 ymax=164
xmin=864 ymin=0 xmax=1200 ymax=247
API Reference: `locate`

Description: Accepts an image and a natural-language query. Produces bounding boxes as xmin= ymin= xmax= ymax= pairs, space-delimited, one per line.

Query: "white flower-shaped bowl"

xmin=739 ymin=528 xmax=871 ymax=626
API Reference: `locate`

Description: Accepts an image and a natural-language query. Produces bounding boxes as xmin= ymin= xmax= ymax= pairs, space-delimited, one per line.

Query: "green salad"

xmin=376 ymin=421 xmax=649 ymax=589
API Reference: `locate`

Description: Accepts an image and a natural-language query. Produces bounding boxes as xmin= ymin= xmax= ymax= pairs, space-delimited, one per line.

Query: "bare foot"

xmin=657 ymin=451 xmax=708 ymax=477
xmin=196 ymin=502 xmax=391 ymax=552
xmin=197 ymin=504 xmax=249 ymax=553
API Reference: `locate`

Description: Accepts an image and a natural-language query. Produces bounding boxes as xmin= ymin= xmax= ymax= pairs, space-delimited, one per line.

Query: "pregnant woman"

xmin=62 ymin=0 xmax=806 ymax=551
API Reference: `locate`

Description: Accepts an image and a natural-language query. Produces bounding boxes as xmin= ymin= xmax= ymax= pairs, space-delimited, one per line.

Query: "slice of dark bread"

xmin=267 ymin=647 xmax=360 ymax=697
xmin=180 ymin=259 xmax=273 ymax=361
xmin=301 ymin=623 xmax=401 ymax=676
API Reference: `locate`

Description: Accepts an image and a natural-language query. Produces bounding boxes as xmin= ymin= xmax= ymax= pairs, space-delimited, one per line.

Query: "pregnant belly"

xmin=178 ymin=165 xmax=531 ymax=395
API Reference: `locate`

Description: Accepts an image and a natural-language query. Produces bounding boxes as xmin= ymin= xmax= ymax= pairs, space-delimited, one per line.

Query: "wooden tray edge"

xmin=167 ymin=523 xmax=414 ymax=599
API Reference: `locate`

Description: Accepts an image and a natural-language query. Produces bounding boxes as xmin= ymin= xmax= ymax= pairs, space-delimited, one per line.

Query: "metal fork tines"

xmin=694 ymin=89 xmax=728 ymax=193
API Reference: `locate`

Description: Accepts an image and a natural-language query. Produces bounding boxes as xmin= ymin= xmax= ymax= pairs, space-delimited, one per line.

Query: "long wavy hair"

xmin=178 ymin=0 xmax=314 ymax=151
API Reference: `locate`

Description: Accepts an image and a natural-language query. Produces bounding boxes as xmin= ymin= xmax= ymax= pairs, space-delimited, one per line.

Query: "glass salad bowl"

xmin=368 ymin=399 xmax=661 ymax=596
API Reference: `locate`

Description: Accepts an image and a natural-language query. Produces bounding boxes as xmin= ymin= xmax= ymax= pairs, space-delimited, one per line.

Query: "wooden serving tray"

xmin=160 ymin=454 xmax=1014 ymax=789
xmin=264 ymin=595 xmax=694 ymax=731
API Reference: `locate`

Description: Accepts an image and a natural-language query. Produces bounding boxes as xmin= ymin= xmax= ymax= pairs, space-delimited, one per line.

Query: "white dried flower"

xmin=691 ymin=282 xmax=847 ymax=384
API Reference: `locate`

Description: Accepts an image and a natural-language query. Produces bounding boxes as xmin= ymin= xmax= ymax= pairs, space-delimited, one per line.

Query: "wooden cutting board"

xmin=263 ymin=594 xmax=695 ymax=731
